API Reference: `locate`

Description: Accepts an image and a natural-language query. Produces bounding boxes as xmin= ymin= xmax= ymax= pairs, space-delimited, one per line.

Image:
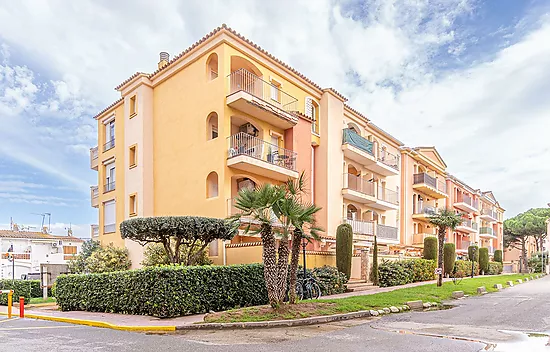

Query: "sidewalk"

xmin=0 ymin=304 xmax=205 ymax=330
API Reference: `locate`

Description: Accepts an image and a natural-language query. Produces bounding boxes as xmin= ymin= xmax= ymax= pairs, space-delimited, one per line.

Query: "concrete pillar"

xmin=361 ymin=248 xmax=370 ymax=282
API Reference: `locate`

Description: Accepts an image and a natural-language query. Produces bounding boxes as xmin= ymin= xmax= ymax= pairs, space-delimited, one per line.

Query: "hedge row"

xmin=0 ymin=280 xmax=51 ymax=305
xmin=486 ymin=262 xmax=503 ymax=275
xmin=56 ymin=264 xmax=348 ymax=318
xmin=378 ymin=259 xmax=436 ymax=287
xmin=453 ymin=260 xmax=479 ymax=277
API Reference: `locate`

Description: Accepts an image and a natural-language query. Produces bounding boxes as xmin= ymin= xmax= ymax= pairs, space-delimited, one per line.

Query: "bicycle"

xmin=295 ymin=276 xmax=321 ymax=300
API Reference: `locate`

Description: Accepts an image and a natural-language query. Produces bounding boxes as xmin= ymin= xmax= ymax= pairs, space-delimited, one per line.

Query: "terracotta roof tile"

xmin=93 ymin=98 xmax=123 ymax=120
xmin=344 ymin=103 xmax=369 ymax=121
xmin=0 ymin=230 xmax=84 ymax=242
xmin=114 ymin=72 xmax=148 ymax=91
xmin=323 ymin=88 xmax=348 ymax=102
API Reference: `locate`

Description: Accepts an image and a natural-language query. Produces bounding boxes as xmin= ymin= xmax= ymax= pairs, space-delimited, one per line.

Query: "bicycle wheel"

xmin=295 ymin=282 xmax=304 ymax=301
xmin=309 ymin=282 xmax=321 ymax=299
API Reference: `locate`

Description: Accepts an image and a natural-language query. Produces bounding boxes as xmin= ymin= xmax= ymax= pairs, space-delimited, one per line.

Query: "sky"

xmin=0 ymin=0 xmax=549 ymax=238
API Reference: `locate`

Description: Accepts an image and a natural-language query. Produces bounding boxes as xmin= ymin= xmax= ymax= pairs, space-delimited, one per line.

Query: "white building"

xmin=0 ymin=229 xmax=84 ymax=280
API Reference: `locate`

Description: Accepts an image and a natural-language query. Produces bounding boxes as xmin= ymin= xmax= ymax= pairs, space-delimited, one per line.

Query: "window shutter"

xmin=305 ymin=97 xmax=313 ymax=118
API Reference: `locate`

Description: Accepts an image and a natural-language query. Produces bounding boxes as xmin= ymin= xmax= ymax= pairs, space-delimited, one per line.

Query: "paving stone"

xmin=383 ymin=308 xmax=391 ymax=314
xmin=369 ymin=310 xmax=379 ymax=316
xmin=406 ymin=300 xmax=424 ymax=311
xmin=477 ymin=286 xmax=487 ymax=294
xmin=389 ymin=306 xmax=399 ymax=313
xmin=377 ymin=310 xmax=385 ymax=315
xmin=422 ymin=302 xmax=431 ymax=308
xmin=507 ymin=281 xmax=514 ymax=287
xmin=516 ymin=279 xmax=522 ymax=284
xmin=452 ymin=291 xmax=465 ymax=299
xmin=397 ymin=307 xmax=403 ymax=312
xmin=493 ymin=284 xmax=503 ymax=290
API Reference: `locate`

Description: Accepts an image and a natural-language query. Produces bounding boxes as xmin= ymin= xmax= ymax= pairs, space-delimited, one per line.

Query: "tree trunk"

xmin=261 ymin=224 xmax=278 ymax=308
xmin=437 ymin=228 xmax=445 ymax=287
xmin=288 ymin=229 xmax=302 ymax=304
xmin=520 ymin=238 xmax=528 ymax=273
xmin=275 ymin=237 xmax=290 ymax=304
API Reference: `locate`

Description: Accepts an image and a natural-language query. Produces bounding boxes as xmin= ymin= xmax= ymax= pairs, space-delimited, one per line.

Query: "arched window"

xmin=347 ymin=123 xmax=360 ymax=135
xmin=207 ymin=112 xmax=218 ymax=140
xmin=206 ymin=53 xmax=218 ymax=80
xmin=347 ymin=204 xmax=358 ymax=220
xmin=206 ymin=172 xmax=218 ymax=198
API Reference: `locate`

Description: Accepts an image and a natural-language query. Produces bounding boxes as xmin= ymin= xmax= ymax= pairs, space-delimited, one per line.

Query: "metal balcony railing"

xmin=377 ymin=185 xmax=399 ymax=205
xmin=480 ymin=227 xmax=494 ymax=236
xmin=1 ymin=253 xmax=31 ymax=260
xmin=228 ymin=68 xmax=298 ymax=112
xmin=90 ymin=146 xmax=98 ymax=160
xmin=459 ymin=219 xmax=478 ymax=230
xmin=342 ymin=128 xmax=374 ymax=155
xmin=227 ymin=133 xmax=297 ymax=171
xmin=104 ymin=181 xmax=116 ymax=193
xmin=456 ymin=194 xmax=479 ymax=208
xmin=91 ymin=186 xmax=99 ymax=199
xmin=104 ymin=224 xmax=116 ymax=233
xmin=343 ymin=173 xmax=375 ymax=196
xmin=377 ymin=224 xmax=399 ymax=240
xmin=377 ymin=148 xmax=399 ymax=170
xmin=481 ymin=208 xmax=498 ymax=219
xmin=414 ymin=205 xmax=438 ymax=216
xmin=103 ymin=138 xmax=115 ymax=152
xmin=344 ymin=218 xmax=374 ymax=235
xmin=413 ymin=173 xmax=447 ymax=193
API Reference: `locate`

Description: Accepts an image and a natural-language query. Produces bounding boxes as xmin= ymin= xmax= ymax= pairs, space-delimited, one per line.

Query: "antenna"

xmin=31 ymin=212 xmax=51 ymax=232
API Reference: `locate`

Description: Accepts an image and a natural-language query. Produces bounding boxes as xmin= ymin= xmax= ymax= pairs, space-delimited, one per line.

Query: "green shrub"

xmin=468 ymin=245 xmax=479 ymax=262
xmin=0 ymin=280 xmax=51 ymax=305
xmin=479 ymin=248 xmax=489 ymax=274
xmin=410 ymin=259 xmax=437 ymax=282
xmin=423 ymin=236 xmax=437 ymax=260
xmin=141 ymin=243 xmax=211 ymax=267
xmin=493 ymin=249 xmax=503 ymax=263
xmin=336 ymin=224 xmax=353 ymax=280
xmin=378 ymin=259 xmax=435 ymax=288
xmin=443 ymin=243 xmax=456 ymax=275
xmin=454 ymin=260 xmax=479 ymax=277
xmin=371 ymin=236 xmax=379 ymax=285
xmin=295 ymin=266 xmax=348 ymax=296
xmin=487 ymin=262 xmax=503 ymax=275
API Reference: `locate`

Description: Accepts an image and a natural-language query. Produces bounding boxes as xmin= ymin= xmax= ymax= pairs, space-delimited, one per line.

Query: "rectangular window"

xmin=129 ymin=145 xmax=137 ymax=168
xmin=270 ymin=80 xmax=280 ymax=102
xmin=63 ymin=246 xmax=77 ymax=255
xmin=104 ymin=200 xmax=116 ymax=233
xmin=130 ymin=96 xmax=137 ymax=117
xmin=104 ymin=120 xmax=116 ymax=151
xmin=129 ymin=194 xmax=137 ymax=217
xmin=105 ymin=162 xmax=116 ymax=192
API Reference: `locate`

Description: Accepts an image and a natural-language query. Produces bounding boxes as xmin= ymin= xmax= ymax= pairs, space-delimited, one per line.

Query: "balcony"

xmin=456 ymin=219 xmax=478 ymax=233
xmin=226 ymin=69 xmax=298 ymax=129
xmin=344 ymin=219 xmax=374 ymax=241
xmin=377 ymin=224 xmax=399 ymax=243
xmin=413 ymin=233 xmax=437 ymax=246
xmin=412 ymin=205 xmax=438 ymax=221
xmin=1 ymin=252 xmax=31 ymax=260
xmin=104 ymin=181 xmax=116 ymax=193
xmin=480 ymin=208 xmax=498 ymax=222
xmin=412 ymin=173 xmax=447 ymax=198
xmin=103 ymin=138 xmax=115 ymax=152
xmin=479 ymin=227 xmax=496 ymax=238
xmin=91 ymin=224 xmax=99 ymax=239
xmin=227 ymin=133 xmax=298 ymax=181
xmin=342 ymin=129 xmax=376 ymax=166
xmin=374 ymin=185 xmax=399 ymax=210
xmin=373 ymin=147 xmax=400 ymax=176
xmin=454 ymin=194 xmax=478 ymax=213
xmin=342 ymin=173 xmax=375 ymax=203
xmin=90 ymin=146 xmax=98 ymax=170
xmin=91 ymin=186 xmax=99 ymax=207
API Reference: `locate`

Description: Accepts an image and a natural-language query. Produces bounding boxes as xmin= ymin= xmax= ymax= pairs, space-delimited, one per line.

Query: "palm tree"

xmin=429 ymin=208 xmax=463 ymax=286
xmin=233 ymin=183 xmax=286 ymax=307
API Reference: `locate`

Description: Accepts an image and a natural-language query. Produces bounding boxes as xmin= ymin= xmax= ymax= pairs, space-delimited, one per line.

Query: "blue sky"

xmin=0 ymin=0 xmax=549 ymax=238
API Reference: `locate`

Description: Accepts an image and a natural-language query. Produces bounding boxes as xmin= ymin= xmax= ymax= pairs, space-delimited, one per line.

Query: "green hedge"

xmin=296 ymin=266 xmax=348 ymax=296
xmin=479 ymin=248 xmax=489 ymax=273
xmin=423 ymin=237 xmax=438 ymax=260
xmin=487 ymin=262 xmax=503 ymax=275
xmin=443 ymin=243 xmax=456 ymax=275
xmin=0 ymin=280 xmax=51 ymax=305
xmin=494 ymin=250 xmax=503 ymax=263
xmin=336 ymin=224 xmax=353 ymax=280
xmin=454 ymin=260 xmax=479 ymax=277
xmin=378 ymin=259 xmax=436 ymax=288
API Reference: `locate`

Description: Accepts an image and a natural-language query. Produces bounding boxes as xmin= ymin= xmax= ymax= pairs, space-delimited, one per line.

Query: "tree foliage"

xmin=85 ymin=244 xmax=131 ymax=273
xmin=371 ymin=236 xmax=379 ymax=286
xmin=493 ymin=249 xmax=503 ymax=263
xmin=120 ymin=216 xmax=237 ymax=266
xmin=141 ymin=243 xmax=212 ymax=267
xmin=68 ymin=240 xmax=101 ymax=274
xmin=443 ymin=243 xmax=456 ymax=275
xmin=336 ymin=223 xmax=353 ymax=280
xmin=478 ymin=247 xmax=489 ymax=274
xmin=429 ymin=208 xmax=463 ymax=286
xmin=423 ymin=237 xmax=438 ymax=260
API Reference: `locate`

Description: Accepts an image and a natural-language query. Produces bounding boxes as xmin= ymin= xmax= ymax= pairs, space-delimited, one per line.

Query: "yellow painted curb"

xmin=0 ymin=311 xmax=175 ymax=332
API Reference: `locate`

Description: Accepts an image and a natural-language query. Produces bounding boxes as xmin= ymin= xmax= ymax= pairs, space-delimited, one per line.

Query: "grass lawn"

xmin=204 ymin=274 xmax=535 ymax=323
xmin=29 ymin=297 xmax=56 ymax=305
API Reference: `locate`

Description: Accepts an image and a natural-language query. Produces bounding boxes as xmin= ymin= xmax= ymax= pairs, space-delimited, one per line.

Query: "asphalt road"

xmin=1 ymin=275 xmax=548 ymax=352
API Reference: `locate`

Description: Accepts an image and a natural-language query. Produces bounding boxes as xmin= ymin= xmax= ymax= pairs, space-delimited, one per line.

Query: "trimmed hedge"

xmin=487 ymin=262 xmax=503 ymax=275
xmin=56 ymin=264 xmax=348 ymax=318
xmin=0 ymin=280 xmax=51 ymax=305
xmin=494 ymin=249 xmax=503 ymax=263
xmin=454 ymin=260 xmax=479 ymax=277
xmin=443 ymin=243 xmax=456 ymax=275
xmin=468 ymin=246 xmax=479 ymax=262
xmin=479 ymin=248 xmax=489 ymax=274
xmin=336 ymin=224 xmax=353 ymax=280
xmin=378 ymin=259 xmax=436 ymax=288
xmin=423 ymin=237 xmax=437 ymax=260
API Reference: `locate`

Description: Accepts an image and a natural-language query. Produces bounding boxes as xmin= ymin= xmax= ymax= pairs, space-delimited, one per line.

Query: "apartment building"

xmin=89 ymin=25 xmax=505 ymax=266
xmin=446 ymin=175 xmax=480 ymax=256
xmin=478 ymin=191 xmax=505 ymax=254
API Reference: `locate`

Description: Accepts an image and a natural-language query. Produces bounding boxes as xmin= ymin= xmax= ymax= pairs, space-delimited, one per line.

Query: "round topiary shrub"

xmin=494 ymin=249 xmax=503 ymax=263
xmin=479 ymin=247 xmax=489 ymax=274
xmin=336 ymin=223 xmax=353 ymax=280
xmin=443 ymin=243 xmax=456 ymax=276
xmin=423 ymin=236 xmax=438 ymax=260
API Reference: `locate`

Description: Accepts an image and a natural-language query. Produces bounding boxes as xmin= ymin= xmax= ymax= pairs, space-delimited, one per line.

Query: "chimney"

xmin=158 ymin=52 xmax=170 ymax=69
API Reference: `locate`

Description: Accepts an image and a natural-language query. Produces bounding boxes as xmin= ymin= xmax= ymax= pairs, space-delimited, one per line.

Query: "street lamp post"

xmin=302 ymin=238 xmax=307 ymax=279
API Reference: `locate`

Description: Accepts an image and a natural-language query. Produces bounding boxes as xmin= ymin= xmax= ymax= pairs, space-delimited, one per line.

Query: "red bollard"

xmin=19 ymin=297 xmax=24 ymax=318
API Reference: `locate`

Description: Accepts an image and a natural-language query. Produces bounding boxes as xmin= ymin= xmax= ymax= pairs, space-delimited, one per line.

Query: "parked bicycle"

xmin=295 ymin=275 xmax=321 ymax=300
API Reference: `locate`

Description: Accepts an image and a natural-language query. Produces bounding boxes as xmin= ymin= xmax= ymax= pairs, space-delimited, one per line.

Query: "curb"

xmin=0 ymin=311 xmax=175 ymax=332
xmin=176 ymin=310 xmax=374 ymax=330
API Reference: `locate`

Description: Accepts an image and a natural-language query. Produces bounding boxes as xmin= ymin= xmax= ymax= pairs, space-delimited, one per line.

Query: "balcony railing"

xmin=227 ymin=133 xmax=297 ymax=171
xmin=103 ymin=138 xmax=115 ymax=152
xmin=377 ymin=185 xmax=399 ymax=205
xmin=460 ymin=240 xmax=472 ymax=250
xmin=104 ymin=224 xmax=116 ymax=233
xmin=413 ymin=173 xmax=447 ymax=193
xmin=460 ymin=219 xmax=478 ymax=230
xmin=456 ymin=194 xmax=478 ymax=209
xmin=104 ymin=181 xmax=116 ymax=193
xmin=228 ymin=68 xmax=298 ymax=112
xmin=343 ymin=173 xmax=375 ymax=196
xmin=481 ymin=208 xmax=498 ymax=219
xmin=378 ymin=148 xmax=399 ymax=170
xmin=342 ymin=128 xmax=374 ymax=155
xmin=90 ymin=146 xmax=98 ymax=160
xmin=479 ymin=227 xmax=494 ymax=236
xmin=1 ymin=253 xmax=31 ymax=260
xmin=344 ymin=218 xmax=374 ymax=236
xmin=377 ymin=224 xmax=399 ymax=241
xmin=414 ymin=205 xmax=438 ymax=216
xmin=91 ymin=186 xmax=99 ymax=199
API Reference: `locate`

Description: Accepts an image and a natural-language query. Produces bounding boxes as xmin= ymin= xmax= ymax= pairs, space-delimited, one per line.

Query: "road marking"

xmin=0 ymin=325 xmax=81 ymax=331
xmin=0 ymin=318 xmax=19 ymax=324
